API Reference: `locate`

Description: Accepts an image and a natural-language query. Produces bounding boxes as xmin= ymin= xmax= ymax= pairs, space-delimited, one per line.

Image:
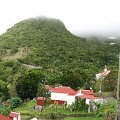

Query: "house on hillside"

xmin=50 ymin=86 xmax=76 ymax=105
xmin=76 ymin=89 xmax=95 ymax=104
xmin=9 ymin=112 xmax=20 ymax=120
xmin=45 ymin=85 xmax=103 ymax=106
xmin=76 ymin=89 xmax=102 ymax=104
xmin=36 ymin=97 xmax=46 ymax=106
xmin=34 ymin=97 xmax=46 ymax=110
xmin=0 ymin=112 xmax=20 ymax=120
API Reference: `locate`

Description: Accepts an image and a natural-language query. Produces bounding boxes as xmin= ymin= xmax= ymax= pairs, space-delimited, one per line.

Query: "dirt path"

xmin=22 ymin=64 xmax=42 ymax=69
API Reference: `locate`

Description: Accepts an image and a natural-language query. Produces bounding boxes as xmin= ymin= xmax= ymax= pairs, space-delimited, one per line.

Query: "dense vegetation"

xmin=0 ymin=17 xmax=120 ymax=100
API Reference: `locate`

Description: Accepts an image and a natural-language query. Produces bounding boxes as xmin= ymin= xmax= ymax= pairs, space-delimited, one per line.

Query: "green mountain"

xmin=0 ymin=17 xmax=120 ymax=100
xmin=0 ymin=17 xmax=119 ymax=69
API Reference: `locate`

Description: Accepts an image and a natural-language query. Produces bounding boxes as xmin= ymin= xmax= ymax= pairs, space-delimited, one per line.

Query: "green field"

xmin=15 ymin=100 xmax=102 ymax=119
xmin=64 ymin=117 xmax=103 ymax=120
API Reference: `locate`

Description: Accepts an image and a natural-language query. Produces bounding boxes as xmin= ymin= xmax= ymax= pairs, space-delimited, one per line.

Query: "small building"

xmin=9 ymin=112 xmax=20 ymax=120
xmin=0 ymin=112 xmax=20 ymax=120
xmin=37 ymin=97 xmax=46 ymax=106
xmin=49 ymin=85 xmax=102 ymax=106
xmin=34 ymin=97 xmax=46 ymax=110
xmin=50 ymin=86 xmax=76 ymax=105
xmin=76 ymin=89 xmax=102 ymax=105
xmin=76 ymin=89 xmax=94 ymax=104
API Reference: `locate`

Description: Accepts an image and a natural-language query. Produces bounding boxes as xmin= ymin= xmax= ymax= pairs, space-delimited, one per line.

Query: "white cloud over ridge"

xmin=0 ymin=0 xmax=120 ymax=35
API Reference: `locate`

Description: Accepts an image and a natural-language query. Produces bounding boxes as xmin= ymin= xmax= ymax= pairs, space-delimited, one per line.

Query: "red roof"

xmin=80 ymin=94 xmax=95 ymax=100
xmin=37 ymin=97 xmax=46 ymax=100
xmin=51 ymin=86 xmax=76 ymax=95
xmin=81 ymin=90 xmax=94 ymax=95
xmin=9 ymin=112 xmax=19 ymax=118
xmin=0 ymin=114 xmax=10 ymax=120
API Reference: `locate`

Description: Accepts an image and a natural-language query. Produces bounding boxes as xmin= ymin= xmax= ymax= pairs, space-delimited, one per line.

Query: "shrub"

xmin=7 ymin=97 xmax=23 ymax=108
xmin=96 ymin=100 xmax=115 ymax=118
xmin=71 ymin=98 xmax=88 ymax=112
xmin=0 ymin=105 xmax=11 ymax=116
xmin=42 ymin=112 xmax=64 ymax=120
xmin=105 ymin=109 xmax=115 ymax=120
xmin=10 ymin=47 xmax=18 ymax=54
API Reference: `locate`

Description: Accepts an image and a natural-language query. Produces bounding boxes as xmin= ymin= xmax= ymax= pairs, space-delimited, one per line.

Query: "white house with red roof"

xmin=76 ymin=89 xmax=102 ymax=104
xmin=96 ymin=65 xmax=110 ymax=80
xmin=45 ymin=85 xmax=102 ymax=105
xmin=50 ymin=86 xmax=76 ymax=105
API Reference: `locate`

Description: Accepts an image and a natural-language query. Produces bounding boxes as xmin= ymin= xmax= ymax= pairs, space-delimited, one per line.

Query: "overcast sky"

xmin=0 ymin=0 xmax=120 ymax=36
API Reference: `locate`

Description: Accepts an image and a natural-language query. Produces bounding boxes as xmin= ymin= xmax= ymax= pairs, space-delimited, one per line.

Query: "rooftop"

xmin=0 ymin=114 xmax=10 ymax=120
xmin=9 ymin=112 xmax=19 ymax=118
xmin=51 ymin=86 xmax=76 ymax=95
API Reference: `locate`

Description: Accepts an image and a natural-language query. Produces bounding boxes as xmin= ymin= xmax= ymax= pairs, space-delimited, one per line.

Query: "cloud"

xmin=0 ymin=0 xmax=120 ymax=35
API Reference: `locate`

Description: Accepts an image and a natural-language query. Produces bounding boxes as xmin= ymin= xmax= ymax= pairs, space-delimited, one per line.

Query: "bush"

xmin=71 ymin=98 xmax=88 ymax=112
xmin=7 ymin=97 xmax=23 ymax=108
xmin=96 ymin=100 xmax=115 ymax=118
xmin=10 ymin=47 xmax=18 ymax=54
xmin=104 ymin=109 xmax=115 ymax=120
xmin=0 ymin=105 xmax=11 ymax=116
xmin=42 ymin=112 xmax=64 ymax=120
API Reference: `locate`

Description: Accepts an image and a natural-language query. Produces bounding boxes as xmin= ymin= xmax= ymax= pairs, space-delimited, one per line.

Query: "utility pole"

xmin=117 ymin=53 xmax=120 ymax=101
xmin=99 ymin=76 xmax=104 ymax=98
xmin=116 ymin=53 xmax=120 ymax=120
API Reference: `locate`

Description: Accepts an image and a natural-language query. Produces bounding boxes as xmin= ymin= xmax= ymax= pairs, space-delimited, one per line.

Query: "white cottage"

xmin=75 ymin=89 xmax=102 ymax=105
xmin=50 ymin=86 xmax=76 ymax=105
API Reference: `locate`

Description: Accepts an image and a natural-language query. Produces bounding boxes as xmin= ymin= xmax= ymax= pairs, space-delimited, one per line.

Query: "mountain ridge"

xmin=0 ymin=17 xmax=119 ymax=100
xmin=0 ymin=17 xmax=119 ymax=71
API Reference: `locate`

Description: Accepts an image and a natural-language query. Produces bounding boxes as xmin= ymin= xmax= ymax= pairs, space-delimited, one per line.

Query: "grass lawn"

xmin=15 ymin=100 xmax=103 ymax=120
xmin=64 ymin=117 xmax=104 ymax=120
xmin=15 ymin=100 xmax=38 ymax=119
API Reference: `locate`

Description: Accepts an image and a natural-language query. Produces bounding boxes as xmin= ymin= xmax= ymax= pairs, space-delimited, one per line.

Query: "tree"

xmin=16 ymin=69 xmax=45 ymax=100
xmin=102 ymin=69 xmax=117 ymax=92
xmin=7 ymin=84 xmax=17 ymax=97
xmin=7 ymin=97 xmax=22 ymax=108
xmin=36 ymin=83 xmax=50 ymax=98
xmin=0 ymin=80 xmax=10 ymax=100
xmin=60 ymin=68 xmax=93 ymax=90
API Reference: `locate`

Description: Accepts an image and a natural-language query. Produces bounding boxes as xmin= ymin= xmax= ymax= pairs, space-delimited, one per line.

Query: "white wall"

xmin=11 ymin=112 xmax=20 ymax=120
xmin=13 ymin=118 xmax=17 ymax=120
xmin=51 ymin=92 xmax=68 ymax=101
xmin=51 ymin=92 xmax=75 ymax=105
xmin=86 ymin=99 xmax=90 ymax=104
xmin=66 ymin=95 xmax=75 ymax=105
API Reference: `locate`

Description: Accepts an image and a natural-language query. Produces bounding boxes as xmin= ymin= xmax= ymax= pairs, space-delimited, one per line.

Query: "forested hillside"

xmin=0 ymin=17 xmax=120 ymax=100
